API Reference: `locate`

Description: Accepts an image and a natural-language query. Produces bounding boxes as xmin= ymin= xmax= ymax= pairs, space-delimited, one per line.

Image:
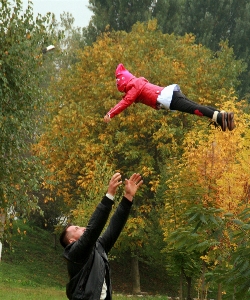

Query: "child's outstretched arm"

xmin=103 ymin=95 xmax=136 ymax=122
xmin=103 ymin=102 xmax=126 ymax=123
xmin=103 ymin=86 xmax=140 ymax=123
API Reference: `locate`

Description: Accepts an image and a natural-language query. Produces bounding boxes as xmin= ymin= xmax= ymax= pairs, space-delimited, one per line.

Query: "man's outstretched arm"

xmin=99 ymin=173 xmax=143 ymax=253
xmin=64 ymin=173 xmax=123 ymax=261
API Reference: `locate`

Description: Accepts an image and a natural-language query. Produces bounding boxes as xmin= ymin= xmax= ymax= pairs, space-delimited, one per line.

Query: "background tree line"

xmin=34 ymin=20 xmax=250 ymax=299
xmin=1 ymin=1 xmax=250 ymax=299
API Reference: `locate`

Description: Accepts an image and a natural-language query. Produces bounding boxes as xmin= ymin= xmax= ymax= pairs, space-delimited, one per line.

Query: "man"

xmin=60 ymin=172 xmax=143 ymax=300
xmin=104 ymin=63 xmax=235 ymax=132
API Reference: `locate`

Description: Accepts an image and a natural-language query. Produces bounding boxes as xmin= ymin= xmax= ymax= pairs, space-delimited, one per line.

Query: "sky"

xmin=22 ymin=0 xmax=93 ymax=28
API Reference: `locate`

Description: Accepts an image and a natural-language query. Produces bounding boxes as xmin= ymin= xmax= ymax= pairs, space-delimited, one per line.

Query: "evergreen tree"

xmin=84 ymin=0 xmax=181 ymax=44
xmin=179 ymin=0 xmax=250 ymax=98
xmin=151 ymin=0 xmax=183 ymax=34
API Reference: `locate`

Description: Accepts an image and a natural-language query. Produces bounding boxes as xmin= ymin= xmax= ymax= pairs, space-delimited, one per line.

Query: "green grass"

xmin=114 ymin=295 xmax=171 ymax=299
xmin=1 ymin=221 xmax=67 ymax=288
xmin=0 ymin=285 xmax=171 ymax=300
xmin=0 ymin=266 xmax=172 ymax=299
xmin=0 ymin=285 xmax=67 ymax=300
xmin=0 ymin=220 xmax=173 ymax=299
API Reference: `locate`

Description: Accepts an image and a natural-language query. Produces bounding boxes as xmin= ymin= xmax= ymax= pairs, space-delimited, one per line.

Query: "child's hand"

xmin=104 ymin=115 xmax=111 ymax=123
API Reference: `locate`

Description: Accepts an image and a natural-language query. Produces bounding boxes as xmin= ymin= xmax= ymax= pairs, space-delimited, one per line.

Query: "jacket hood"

xmin=115 ymin=63 xmax=134 ymax=92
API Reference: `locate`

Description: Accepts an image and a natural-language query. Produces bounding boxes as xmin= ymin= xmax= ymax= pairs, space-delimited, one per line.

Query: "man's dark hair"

xmin=59 ymin=224 xmax=72 ymax=248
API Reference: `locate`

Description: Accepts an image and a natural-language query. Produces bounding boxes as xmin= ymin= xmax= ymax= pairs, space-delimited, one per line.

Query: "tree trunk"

xmin=53 ymin=233 xmax=57 ymax=250
xmin=186 ymin=276 xmax=192 ymax=300
xmin=131 ymin=255 xmax=141 ymax=294
xmin=0 ymin=211 xmax=5 ymax=261
xmin=0 ymin=212 xmax=5 ymax=236
xmin=0 ymin=241 xmax=2 ymax=261
xmin=179 ymin=270 xmax=183 ymax=300
xmin=217 ymin=282 xmax=222 ymax=300
xmin=200 ymin=260 xmax=206 ymax=300
xmin=181 ymin=267 xmax=192 ymax=300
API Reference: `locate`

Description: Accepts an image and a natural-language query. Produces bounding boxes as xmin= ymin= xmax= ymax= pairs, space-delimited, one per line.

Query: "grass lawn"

xmin=0 ymin=285 xmax=171 ymax=300
xmin=0 ymin=221 xmax=174 ymax=299
xmin=0 ymin=285 xmax=67 ymax=300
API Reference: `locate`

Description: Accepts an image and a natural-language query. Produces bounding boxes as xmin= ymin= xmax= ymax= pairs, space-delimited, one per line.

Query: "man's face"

xmin=66 ymin=225 xmax=86 ymax=244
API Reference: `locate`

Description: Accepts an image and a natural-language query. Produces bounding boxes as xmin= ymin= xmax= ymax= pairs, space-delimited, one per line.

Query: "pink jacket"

xmin=107 ymin=77 xmax=164 ymax=119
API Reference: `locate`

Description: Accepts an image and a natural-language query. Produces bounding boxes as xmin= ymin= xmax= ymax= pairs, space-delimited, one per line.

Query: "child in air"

xmin=104 ymin=63 xmax=235 ymax=131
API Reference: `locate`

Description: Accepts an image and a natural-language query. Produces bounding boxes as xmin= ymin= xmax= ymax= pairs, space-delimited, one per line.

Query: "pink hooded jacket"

xmin=106 ymin=64 xmax=164 ymax=119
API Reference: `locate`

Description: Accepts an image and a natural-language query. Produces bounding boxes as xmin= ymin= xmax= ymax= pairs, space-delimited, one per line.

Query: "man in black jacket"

xmin=59 ymin=172 xmax=143 ymax=300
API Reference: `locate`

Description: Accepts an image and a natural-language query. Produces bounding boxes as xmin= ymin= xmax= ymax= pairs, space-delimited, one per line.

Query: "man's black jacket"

xmin=63 ymin=196 xmax=132 ymax=300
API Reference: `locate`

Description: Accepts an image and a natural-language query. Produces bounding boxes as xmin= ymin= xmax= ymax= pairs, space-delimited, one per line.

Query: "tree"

xmin=33 ymin=20 xmax=244 ymax=293
xmin=83 ymin=0 xmax=183 ymax=45
xmin=223 ymin=206 xmax=250 ymax=299
xmin=151 ymin=0 xmax=183 ymax=34
xmin=179 ymin=0 xmax=250 ymax=98
xmin=35 ymin=21 xmax=244 ymax=208
xmin=56 ymin=12 xmax=87 ymax=67
xmin=0 ymin=0 xmax=57 ymax=238
xmin=85 ymin=0 xmax=154 ymax=42
xmin=162 ymin=100 xmax=250 ymax=298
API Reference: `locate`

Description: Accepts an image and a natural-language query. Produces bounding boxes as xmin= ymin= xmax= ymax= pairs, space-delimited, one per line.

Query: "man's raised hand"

xmin=124 ymin=173 xmax=143 ymax=201
xmin=107 ymin=173 xmax=122 ymax=197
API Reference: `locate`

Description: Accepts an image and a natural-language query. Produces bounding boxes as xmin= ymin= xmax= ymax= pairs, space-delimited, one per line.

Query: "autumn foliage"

xmin=34 ymin=20 xmax=243 ymax=203
xmin=33 ymin=20 xmax=250 ymax=297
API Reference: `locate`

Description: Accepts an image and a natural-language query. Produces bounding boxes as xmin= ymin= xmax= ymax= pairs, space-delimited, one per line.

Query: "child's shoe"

xmin=216 ymin=112 xmax=228 ymax=132
xmin=227 ymin=112 xmax=235 ymax=131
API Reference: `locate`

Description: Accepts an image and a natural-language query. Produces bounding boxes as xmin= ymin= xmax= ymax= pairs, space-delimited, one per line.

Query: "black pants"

xmin=169 ymin=91 xmax=217 ymax=119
